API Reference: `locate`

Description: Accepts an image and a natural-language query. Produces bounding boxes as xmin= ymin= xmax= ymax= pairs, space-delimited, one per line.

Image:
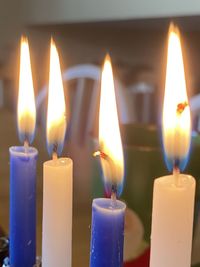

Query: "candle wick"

xmin=111 ymin=184 xmax=117 ymax=207
xmin=24 ymin=140 xmax=29 ymax=147
xmin=52 ymin=143 xmax=59 ymax=159
xmin=52 ymin=152 xmax=58 ymax=161
xmin=173 ymin=166 xmax=180 ymax=187
xmin=111 ymin=191 xmax=117 ymax=201
xmin=111 ymin=191 xmax=117 ymax=208
xmin=24 ymin=140 xmax=29 ymax=153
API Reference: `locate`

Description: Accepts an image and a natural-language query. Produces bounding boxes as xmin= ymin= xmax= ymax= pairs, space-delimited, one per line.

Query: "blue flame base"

xmin=103 ymin=181 xmax=124 ymax=198
xmin=47 ymin=141 xmax=64 ymax=157
xmin=164 ymin=155 xmax=189 ymax=172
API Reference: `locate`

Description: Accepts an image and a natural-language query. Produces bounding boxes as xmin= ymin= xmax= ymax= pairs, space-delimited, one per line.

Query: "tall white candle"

xmin=42 ymin=158 xmax=72 ymax=267
xmin=150 ymin=174 xmax=195 ymax=267
xmin=150 ymin=24 xmax=196 ymax=267
xmin=42 ymin=39 xmax=72 ymax=267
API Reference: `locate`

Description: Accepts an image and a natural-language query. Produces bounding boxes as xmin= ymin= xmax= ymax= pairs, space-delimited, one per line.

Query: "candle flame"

xmin=46 ymin=39 xmax=66 ymax=156
xmin=162 ymin=23 xmax=191 ymax=171
xmin=17 ymin=36 xmax=36 ymax=144
xmin=99 ymin=54 xmax=124 ymax=197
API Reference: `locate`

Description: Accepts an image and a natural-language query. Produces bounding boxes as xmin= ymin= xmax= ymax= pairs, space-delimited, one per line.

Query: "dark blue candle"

xmin=9 ymin=146 xmax=38 ymax=267
xmin=90 ymin=198 xmax=126 ymax=267
xmin=9 ymin=36 xmax=37 ymax=267
xmin=90 ymin=56 xmax=126 ymax=267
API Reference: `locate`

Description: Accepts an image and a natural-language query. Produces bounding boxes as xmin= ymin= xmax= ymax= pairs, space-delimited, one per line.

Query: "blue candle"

xmin=9 ymin=146 xmax=38 ymax=267
xmin=90 ymin=198 xmax=126 ymax=267
xmin=9 ymin=36 xmax=37 ymax=267
xmin=90 ymin=55 xmax=126 ymax=267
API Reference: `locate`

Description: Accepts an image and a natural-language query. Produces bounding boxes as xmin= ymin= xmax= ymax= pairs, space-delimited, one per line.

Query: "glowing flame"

xmin=17 ymin=36 xmax=36 ymax=144
xmin=46 ymin=39 xmax=66 ymax=156
xmin=99 ymin=55 xmax=124 ymax=196
xmin=162 ymin=24 xmax=191 ymax=171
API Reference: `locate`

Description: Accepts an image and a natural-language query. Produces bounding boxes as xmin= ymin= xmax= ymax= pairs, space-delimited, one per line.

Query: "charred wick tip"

xmin=93 ymin=151 xmax=108 ymax=160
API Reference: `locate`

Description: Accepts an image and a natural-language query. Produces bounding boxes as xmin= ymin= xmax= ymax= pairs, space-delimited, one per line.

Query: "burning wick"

xmin=94 ymin=151 xmax=118 ymax=202
xmin=111 ymin=184 xmax=117 ymax=206
xmin=24 ymin=140 xmax=29 ymax=153
xmin=173 ymin=166 xmax=181 ymax=187
xmin=24 ymin=140 xmax=29 ymax=148
xmin=176 ymin=101 xmax=188 ymax=115
xmin=52 ymin=143 xmax=58 ymax=160
xmin=52 ymin=152 xmax=58 ymax=160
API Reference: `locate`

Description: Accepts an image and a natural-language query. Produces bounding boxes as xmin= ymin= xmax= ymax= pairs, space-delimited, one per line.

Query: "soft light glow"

xmin=99 ymin=55 xmax=124 ymax=196
xmin=17 ymin=36 xmax=36 ymax=144
xmin=162 ymin=24 xmax=191 ymax=171
xmin=46 ymin=39 xmax=66 ymax=156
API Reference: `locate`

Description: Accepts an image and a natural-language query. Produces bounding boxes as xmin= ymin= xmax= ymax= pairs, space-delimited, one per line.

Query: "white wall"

xmin=22 ymin=0 xmax=200 ymax=24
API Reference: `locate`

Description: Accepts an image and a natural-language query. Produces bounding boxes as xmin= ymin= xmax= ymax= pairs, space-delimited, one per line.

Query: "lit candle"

xmin=9 ymin=36 xmax=38 ymax=267
xmin=150 ymin=24 xmax=196 ymax=267
xmin=42 ymin=39 xmax=72 ymax=267
xmin=90 ymin=55 xmax=126 ymax=267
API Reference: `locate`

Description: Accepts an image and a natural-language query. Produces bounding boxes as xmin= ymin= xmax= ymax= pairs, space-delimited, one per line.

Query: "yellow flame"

xmin=17 ymin=36 xmax=36 ymax=141
xmin=99 ymin=55 xmax=124 ymax=185
xmin=162 ymin=24 xmax=191 ymax=160
xmin=46 ymin=39 xmax=66 ymax=150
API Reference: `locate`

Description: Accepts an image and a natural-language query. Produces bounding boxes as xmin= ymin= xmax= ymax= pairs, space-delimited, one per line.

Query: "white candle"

xmin=42 ymin=39 xmax=72 ymax=267
xmin=150 ymin=174 xmax=195 ymax=267
xmin=42 ymin=158 xmax=72 ymax=267
xmin=150 ymin=24 xmax=196 ymax=267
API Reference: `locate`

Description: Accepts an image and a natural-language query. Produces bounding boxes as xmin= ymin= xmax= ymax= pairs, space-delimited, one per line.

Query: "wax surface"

xmin=9 ymin=146 xmax=38 ymax=267
xmin=42 ymin=157 xmax=73 ymax=267
xmin=90 ymin=198 xmax=126 ymax=267
xmin=150 ymin=174 xmax=196 ymax=267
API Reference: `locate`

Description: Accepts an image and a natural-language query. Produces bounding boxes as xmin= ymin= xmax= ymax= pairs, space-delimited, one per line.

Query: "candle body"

xmin=90 ymin=198 xmax=126 ymax=267
xmin=150 ymin=174 xmax=195 ymax=267
xmin=9 ymin=146 xmax=38 ymax=267
xmin=42 ymin=158 xmax=73 ymax=267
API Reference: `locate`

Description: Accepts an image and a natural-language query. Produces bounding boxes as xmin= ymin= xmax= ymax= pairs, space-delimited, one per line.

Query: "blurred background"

xmin=1 ymin=0 xmax=200 ymax=266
